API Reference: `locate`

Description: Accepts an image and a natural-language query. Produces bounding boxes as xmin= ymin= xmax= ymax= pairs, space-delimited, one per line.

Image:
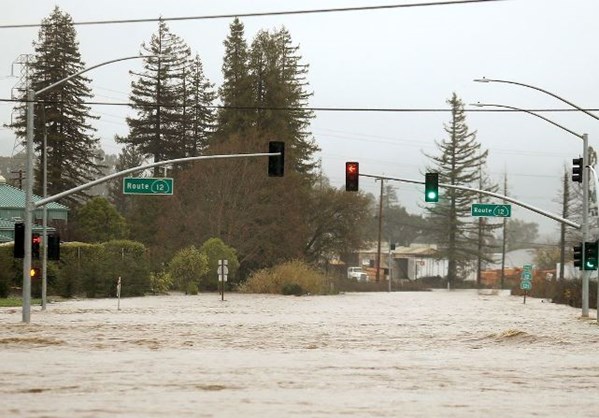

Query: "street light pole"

xmin=474 ymin=78 xmax=596 ymax=317
xmin=21 ymin=55 xmax=157 ymax=323
xmin=22 ymin=89 xmax=34 ymax=324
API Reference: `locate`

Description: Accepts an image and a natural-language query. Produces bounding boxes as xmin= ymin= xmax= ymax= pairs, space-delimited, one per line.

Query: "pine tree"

xmin=216 ymin=18 xmax=254 ymax=138
xmin=249 ymin=27 xmax=318 ymax=177
xmin=182 ymin=55 xmax=216 ymax=156
xmin=9 ymin=6 xmax=102 ymax=206
xmin=425 ymin=93 xmax=491 ymax=286
xmin=107 ymin=142 xmax=145 ymax=214
xmin=473 ymin=168 xmax=501 ymax=285
xmin=119 ymin=20 xmax=192 ymax=175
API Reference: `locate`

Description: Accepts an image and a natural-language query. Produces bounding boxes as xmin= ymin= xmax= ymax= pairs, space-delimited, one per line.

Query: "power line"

xmin=0 ymin=0 xmax=509 ymax=29
xmin=0 ymin=97 xmax=596 ymax=114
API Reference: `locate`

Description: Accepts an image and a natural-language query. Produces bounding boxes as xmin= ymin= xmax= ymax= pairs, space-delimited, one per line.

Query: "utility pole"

xmin=375 ymin=179 xmax=384 ymax=282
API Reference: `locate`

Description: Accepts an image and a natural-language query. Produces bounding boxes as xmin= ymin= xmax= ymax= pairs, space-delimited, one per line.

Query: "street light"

xmin=474 ymin=77 xmax=599 ymax=123
xmin=471 ymin=99 xmax=591 ymax=316
xmin=22 ymin=55 xmax=157 ymax=323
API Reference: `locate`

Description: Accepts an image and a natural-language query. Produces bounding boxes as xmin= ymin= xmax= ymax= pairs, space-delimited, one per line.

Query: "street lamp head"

xmin=469 ymin=102 xmax=486 ymax=108
xmin=473 ymin=77 xmax=490 ymax=83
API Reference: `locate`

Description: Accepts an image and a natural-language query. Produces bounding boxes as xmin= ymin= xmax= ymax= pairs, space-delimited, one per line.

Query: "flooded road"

xmin=1 ymin=290 xmax=599 ymax=417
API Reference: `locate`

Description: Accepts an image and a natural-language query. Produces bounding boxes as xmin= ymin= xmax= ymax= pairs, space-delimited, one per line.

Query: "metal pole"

xmin=582 ymin=133 xmax=589 ymax=317
xmin=388 ymin=247 xmax=392 ymax=292
xmin=588 ymin=166 xmax=599 ymax=324
xmin=22 ymin=89 xmax=34 ymax=323
xmin=41 ymin=105 xmax=48 ymax=311
xmin=376 ymin=179 xmax=383 ymax=282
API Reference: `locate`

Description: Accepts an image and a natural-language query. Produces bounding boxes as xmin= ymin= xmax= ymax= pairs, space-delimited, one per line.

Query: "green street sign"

xmin=520 ymin=280 xmax=532 ymax=290
xmin=521 ymin=271 xmax=532 ymax=281
xmin=123 ymin=177 xmax=174 ymax=195
xmin=523 ymin=264 xmax=533 ymax=273
xmin=471 ymin=203 xmax=511 ymax=218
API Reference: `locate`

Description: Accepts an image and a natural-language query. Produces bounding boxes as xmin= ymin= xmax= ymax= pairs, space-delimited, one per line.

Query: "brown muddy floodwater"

xmin=1 ymin=290 xmax=599 ymax=417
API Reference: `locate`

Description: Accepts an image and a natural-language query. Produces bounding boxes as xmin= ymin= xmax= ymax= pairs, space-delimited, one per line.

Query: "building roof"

xmin=0 ymin=183 xmax=68 ymax=211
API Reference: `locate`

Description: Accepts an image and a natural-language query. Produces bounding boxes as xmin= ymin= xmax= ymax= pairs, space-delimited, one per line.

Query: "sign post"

xmin=217 ymin=259 xmax=228 ymax=301
xmin=520 ymin=264 xmax=533 ymax=304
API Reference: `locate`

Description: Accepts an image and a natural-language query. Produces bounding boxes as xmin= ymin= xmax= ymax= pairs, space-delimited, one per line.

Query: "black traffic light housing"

xmin=345 ymin=162 xmax=359 ymax=191
xmin=584 ymin=240 xmax=598 ymax=271
xmin=573 ymin=242 xmax=583 ymax=269
xmin=32 ymin=233 xmax=41 ymax=260
xmin=425 ymin=172 xmax=439 ymax=202
xmin=48 ymin=234 xmax=60 ymax=261
xmin=13 ymin=222 xmax=24 ymax=258
xmin=572 ymin=157 xmax=583 ymax=183
xmin=268 ymin=141 xmax=285 ymax=177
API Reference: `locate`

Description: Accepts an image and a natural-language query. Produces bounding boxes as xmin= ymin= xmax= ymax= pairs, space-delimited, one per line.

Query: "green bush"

xmin=187 ymin=282 xmax=199 ymax=295
xmin=239 ymin=260 xmax=328 ymax=295
xmin=281 ymin=282 xmax=304 ymax=296
xmin=168 ymin=246 xmax=209 ymax=293
xmin=149 ymin=271 xmax=173 ymax=295
xmin=199 ymin=238 xmax=240 ymax=291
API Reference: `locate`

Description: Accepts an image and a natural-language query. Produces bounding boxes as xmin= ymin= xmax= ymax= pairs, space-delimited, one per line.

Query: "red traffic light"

xmin=345 ymin=162 xmax=359 ymax=191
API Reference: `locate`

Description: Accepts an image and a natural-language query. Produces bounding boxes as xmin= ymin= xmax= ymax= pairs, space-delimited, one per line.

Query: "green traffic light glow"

xmin=427 ymin=191 xmax=437 ymax=200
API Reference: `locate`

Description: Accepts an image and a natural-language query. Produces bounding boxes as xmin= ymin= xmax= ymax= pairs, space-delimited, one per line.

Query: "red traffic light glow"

xmin=345 ymin=162 xmax=359 ymax=192
xmin=346 ymin=162 xmax=358 ymax=174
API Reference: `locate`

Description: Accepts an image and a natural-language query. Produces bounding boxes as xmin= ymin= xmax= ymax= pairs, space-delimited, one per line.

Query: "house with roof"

xmin=350 ymin=242 xmax=448 ymax=281
xmin=0 ymin=176 xmax=69 ymax=242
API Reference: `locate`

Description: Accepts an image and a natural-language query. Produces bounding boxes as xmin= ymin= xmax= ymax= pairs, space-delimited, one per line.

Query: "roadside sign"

xmin=520 ymin=280 xmax=532 ymax=290
xmin=521 ymin=271 xmax=532 ymax=281
xmin=123 ymin=177 xmax=173 ymax=195
xmin=218 ymin=259 xmax=228 ymax=300
xmin=471 ymin=203 xmax=511 ymax=218
xmin=523 ymin=264 xmax=533 ymax=273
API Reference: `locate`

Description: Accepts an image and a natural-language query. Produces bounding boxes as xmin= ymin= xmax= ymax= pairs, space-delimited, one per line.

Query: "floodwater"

xmin=1 ymin=290 xmax=599 ymax=417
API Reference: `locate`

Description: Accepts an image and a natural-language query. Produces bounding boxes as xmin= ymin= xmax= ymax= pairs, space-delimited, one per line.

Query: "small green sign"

xmin=521 ymin=271 xmax=532 ymax=281
xmin=471 ymin=203 xmax=511 ymax=218
xmin=123 ymin=177 xmax=173 ymax=195
xmin=520 ymin=280 xmax=532 ymax=290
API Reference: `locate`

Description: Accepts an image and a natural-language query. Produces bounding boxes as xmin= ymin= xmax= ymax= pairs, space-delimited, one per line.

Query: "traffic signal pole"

xmin=21 ymin=151 xmax=280 ymax=323
xmin=359 ymin=173 xmax=580 ymax=229
xmin=582 ymin=134 xmax=590 ymax=317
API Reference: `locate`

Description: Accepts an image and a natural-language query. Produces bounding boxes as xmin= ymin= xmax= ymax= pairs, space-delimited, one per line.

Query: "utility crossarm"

xmin=35 ymin=152 xmax=280 ymax=207
xmin=360 ymin=173 xmax=580 ymax=229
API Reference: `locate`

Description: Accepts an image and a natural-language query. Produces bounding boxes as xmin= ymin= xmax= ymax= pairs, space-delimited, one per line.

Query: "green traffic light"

xmin=425 ymin=172 xmax=439 ymax=203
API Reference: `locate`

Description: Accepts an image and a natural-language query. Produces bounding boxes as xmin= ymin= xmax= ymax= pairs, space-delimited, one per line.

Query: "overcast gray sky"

xmin=1 ymin=0 xmax=598 ymax=238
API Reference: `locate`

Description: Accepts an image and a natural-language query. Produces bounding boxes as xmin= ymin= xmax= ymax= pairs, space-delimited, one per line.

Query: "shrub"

xmin=281 ymin=282 xmax=304 ymax=296
xmin=199 ymin=238 xmax=239 ymax=290
xmin=239 ymin=260 xmax=328 ymax=295
xmin=149 ymin=271 xmax=173 ymax=295
xmin=168 ymin=246 xmax=208 ymax=293
xmin=187 ymin=282 xmax=199 ymax=295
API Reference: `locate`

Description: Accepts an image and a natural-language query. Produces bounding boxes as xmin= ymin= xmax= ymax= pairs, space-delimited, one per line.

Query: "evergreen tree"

xmin=119 ymin=20 xmax=192 ymax=175
xmin=473 ymin=168 xmax=501 ymax=285
xmin=249 ymin=27 xmax=318 ymax=177
xmin=424 ymin=93 xmax=491 ymax=286
xmin=182 ymin=55 xmax=216 ymax=156
xmin=216 ymin=18 xmax=254 ymax=138
xmin=9 ymin=6 xmax=102 ymax=206
xmin=107 ymin=143 xmax=145 ymax=215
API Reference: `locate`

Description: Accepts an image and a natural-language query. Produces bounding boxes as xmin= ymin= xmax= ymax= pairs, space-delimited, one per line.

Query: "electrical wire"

xmin=0 ymin=0 xmax=509 ymax=29
xmin=0 ymin=97 xmax=596 ymax=114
